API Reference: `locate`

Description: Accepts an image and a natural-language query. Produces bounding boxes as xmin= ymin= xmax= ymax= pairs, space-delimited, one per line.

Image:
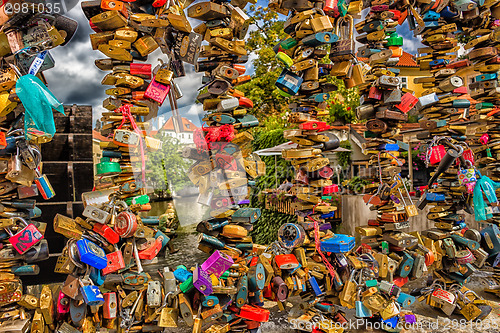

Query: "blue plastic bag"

xmin=15 ymin=74 xmax=65 ymax=137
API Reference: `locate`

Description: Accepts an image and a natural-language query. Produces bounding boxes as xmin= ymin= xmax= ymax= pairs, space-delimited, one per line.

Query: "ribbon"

xmin=308 ymin=206 xmax=338 ymax=286
xmin=29 ymin=51 xmax=47 ymax=75
xmin=116 ymin=104 xmax=146 ymax=185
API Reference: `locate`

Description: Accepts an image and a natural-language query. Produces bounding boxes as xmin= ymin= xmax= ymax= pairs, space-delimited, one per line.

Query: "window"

xmin=400 ymin=77 xmax=408 ymax=89
xmin=186 ymin=123 xmax=190 ymax=129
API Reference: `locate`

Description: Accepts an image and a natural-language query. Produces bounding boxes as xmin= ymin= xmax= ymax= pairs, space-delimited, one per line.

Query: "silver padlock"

xmin=82 ymin=205 xmax=110 ymax=224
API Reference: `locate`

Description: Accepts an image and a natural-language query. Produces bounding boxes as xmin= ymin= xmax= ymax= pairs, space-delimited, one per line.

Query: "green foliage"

xmin=252 ymin=128 xmax=291 ymax=189
xmin=146 ymin=134 xmax=191 ymax=193
xmin=250 ymin=199 xmax=298 ymax=245
xmin=335 ymin=140 xmax=352 ymax=168
xmin=326 ymin=78 xmax=359 ymax=124
xmin=239 ymin=6 xmax=290 ymax=116
xmin=342 ymin=176 xmax=368 ymax=194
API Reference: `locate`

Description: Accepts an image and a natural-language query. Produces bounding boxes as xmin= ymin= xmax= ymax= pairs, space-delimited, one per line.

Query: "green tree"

xmin=239 ymin=5 xmax=290 ymax=116
xmin=146 ymin=134 xmax=191 ymax=195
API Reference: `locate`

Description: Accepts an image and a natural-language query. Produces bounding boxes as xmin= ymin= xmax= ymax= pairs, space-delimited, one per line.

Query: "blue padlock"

xmin=440 ymin=6 xmax=458 ymax=18
xmin=320 ymin=234 xmax=355 ymax=253
xmin=426 ymin=192 xmax=445 ymax=201
xmin=80 ymin=283 xmax=105 ymax=306
xmin=382 ymin=315 xmax=400 ymax=330
xmin=397 ymin=292 xmax=415 ymax=308
xmin=202 ymin=295 xmax=219 ymax=307
xmin=355 ymin=290 xmax=372 ymax=318
xmin=476 ymin=73 xmax=497 ymax=82
xmin=396 ymin=252 xmax=414 ymax=278
xmin=89 ymin=267 xmax=105 ymax=286
xmin=379 ymin=143 xmax=399 ymax=151
xmin=309 ymin=276 xmax=323 ymax=296
xmin=422 ymin=10 xmax=440 ymax=21
xmin=429 ymin=59 xmax=448 ymax=67
xmin=236 ymin=275 xmax=248 ymax=308
xmin=276 ymin=69 xmax=303 ymax=95
xmin=154 ymin=230 xmax=170 ymax=250
xmin=174 ymin=266 xmax=192 ymax=283
xmin=76 ymin=239 xmax=107 ymax=269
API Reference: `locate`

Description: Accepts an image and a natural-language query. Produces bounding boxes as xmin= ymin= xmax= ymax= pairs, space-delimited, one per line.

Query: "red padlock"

xmin=114 ymin=211 xmax=137 ymax=238
xmin=56 ymin=291 xmax=70 ymax=321
xmin=138 ymin=237 xmax=162 ymax=260
xmin=0 ymin=132 xmax=7 ymax=149
xmin=144 ymin=78 xmax=170 ymax=104
xmin=233 ymin=64 xmax=246 ymax=75
xmin=274 ymin=254 xmax=299 ymax=270
xmin=299 ymin=121 xmax=330 ymax=132
xmin=238 ymin=305 xmax=270 ymax=322
xmin=395 ymin=92 xmax=418 ymax=113
xmin=214 ymin=153 xmax=237 ymax=171
xmin=453 ymin=86 xmax=468 ymax=94
xmin=368 ymin=86 xmax=383 ymax=100
xmin=462 ymin=149 xmax=474 ymax=165
xmin=239 ymin=96 xmax=253 ymax=108
xmin=393 ymin=276 xmax=408 ymax=287
xmin=130 ymin=63 xmax=151 ymax=78
xmin=323 ymin=184 xmax=339 ymax=195
xmin=429 ymin=145 xmax=446 ymax=165
xmin=324 ymin=0 xmax=341 ymax=17
xmin=7 ymin=217 xmax=43 ymax=254
xmin=93 ymin=223 xmax=120 ymax=244
xmin=103 ymin=292 xmax=117 ymax=319
xmin=102 ymin=249 xmax=125 ymax=275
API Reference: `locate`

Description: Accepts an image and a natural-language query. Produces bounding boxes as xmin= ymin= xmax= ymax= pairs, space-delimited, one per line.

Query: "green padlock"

xmin=276 ymin=52 xmax=293 ymax=68
xmin=180 ymin=276 xmax=194 ymax=293
xmin=125 ymin=194 xmax=150 ymax=206
xmin=96 ymin=157 xmax=121 ymax=175
xmin=386 ymin=32 xmax=403 ymax=47
xmin=280 ymin=38 xmax=298 ymax=50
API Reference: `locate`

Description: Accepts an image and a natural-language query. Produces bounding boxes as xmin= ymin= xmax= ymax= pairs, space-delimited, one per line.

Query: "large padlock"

xmin=330 ymin=14 xmax=354 ymax=62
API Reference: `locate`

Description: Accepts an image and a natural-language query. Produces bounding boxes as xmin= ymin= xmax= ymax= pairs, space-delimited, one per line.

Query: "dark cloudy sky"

xmin=44 ymin=4 xmax=422 ymax=130
xmin=45 ymin=4 xmax=207 ymax=130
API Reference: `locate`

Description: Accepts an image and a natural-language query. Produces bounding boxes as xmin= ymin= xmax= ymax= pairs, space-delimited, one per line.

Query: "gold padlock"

xmin=39 ymin=285 xmax=54 ymax=325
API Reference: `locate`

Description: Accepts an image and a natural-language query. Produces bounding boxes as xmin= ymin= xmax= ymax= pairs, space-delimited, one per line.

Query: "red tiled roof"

xmin=92 ymin=130 xmax=111 ymax=142
xmin=358 ymin=51 xmax=418 ymax=68
xmin=161 ymin=117 xmax=198 ymax=132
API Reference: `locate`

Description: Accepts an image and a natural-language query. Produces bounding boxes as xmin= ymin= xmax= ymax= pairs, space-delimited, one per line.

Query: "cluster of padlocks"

xmin=274 ymin=4 xmax=341 ymax=218
xmin=0 ymin=2 xmax=80 ymax=331
xmin=184 ymin=0 xmax=265 ymax=217
xmin=8 ymin=0 xmax=500 ymax=331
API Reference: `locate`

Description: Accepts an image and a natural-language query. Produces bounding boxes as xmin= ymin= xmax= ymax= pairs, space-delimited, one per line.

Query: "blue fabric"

xmin=15 ymin=74 xmax=65 ymax=137
xmin=473 ymin=175 xmax=500 ymax=221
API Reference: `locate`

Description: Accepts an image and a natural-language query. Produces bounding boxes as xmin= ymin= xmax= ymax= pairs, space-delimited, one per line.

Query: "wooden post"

xmin=408 ymin=141 xmax=413 ymax=191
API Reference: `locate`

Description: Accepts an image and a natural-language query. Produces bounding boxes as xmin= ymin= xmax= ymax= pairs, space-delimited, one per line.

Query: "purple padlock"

xmin=193 ymin=265 xmax=213 ymax=296
xmin=404 ymin=314 xmax=416 ymax=324
xmin=201 ymin=250 xmax=234 ymax=278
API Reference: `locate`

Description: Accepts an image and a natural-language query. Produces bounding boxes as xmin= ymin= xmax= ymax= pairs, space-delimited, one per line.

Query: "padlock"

xmin=159 ymin=294 xmax=179 ymax=327
xmin=6 ymin=217 xmax=43 ymax=254
xmin=79 ymin=279 xmax=105 ymax=306
xmin=430 ymin=288 xmax=456 ymax=315
xmin=102 ymin=246 xmax=125 ymax=275
xmin=39 ymin=285 xmax=54 ymax=325
xmin=76 ymin=238 xmax=107 ymax=269
xmin=103 ymin=292 xmax=117 ymax=319
xmin=330 ymin=14 xmax=354 ymax=61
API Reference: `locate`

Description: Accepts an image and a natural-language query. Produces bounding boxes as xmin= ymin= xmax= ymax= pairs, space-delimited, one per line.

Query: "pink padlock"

xmin=56 ymin=291 xmax=70 ymax=321
xmin=144 ymin=77 xmax=170 ymax=104
xmin=7 ymin=217 xmax=43 ymax=254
